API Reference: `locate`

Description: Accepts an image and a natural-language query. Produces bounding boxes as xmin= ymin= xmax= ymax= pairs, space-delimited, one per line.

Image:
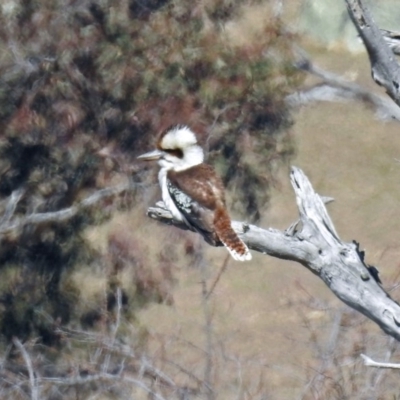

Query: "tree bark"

xmin=147 ymin=166 xmax=400 ymax=342
xmin=345 ymin=0 xmax=400 ymax=105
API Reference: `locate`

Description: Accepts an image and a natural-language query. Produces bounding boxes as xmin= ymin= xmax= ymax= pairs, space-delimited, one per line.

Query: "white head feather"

xmin=160 ymin=125 xmax=198 ymax=150
xmin=158 ymin=125 xmax=204 ymax=171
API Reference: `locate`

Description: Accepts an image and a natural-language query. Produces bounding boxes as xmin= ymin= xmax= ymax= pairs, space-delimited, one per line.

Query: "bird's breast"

xmin=158 ymin=168 xmax=188 ymax=223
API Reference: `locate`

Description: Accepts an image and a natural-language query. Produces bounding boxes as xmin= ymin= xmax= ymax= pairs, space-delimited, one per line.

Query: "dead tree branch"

xmin=0 ymin=182 xmax=139 ymax=239
xmin=361 ymin=354 xmax=400 ymax=369
xmin=147 ymin=166 xmax=400 ymax=342
xmin=345 ymin=0 xmax=400 ymax=105
xmin=287 ymin=47 xmax=400 ymax=122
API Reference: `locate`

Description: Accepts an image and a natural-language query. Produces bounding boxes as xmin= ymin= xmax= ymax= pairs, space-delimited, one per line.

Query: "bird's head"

xmin=138 ymin=125 xmax=204 ymax=171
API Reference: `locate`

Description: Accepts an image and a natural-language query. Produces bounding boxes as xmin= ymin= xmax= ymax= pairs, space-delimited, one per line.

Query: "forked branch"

xmin=147 ymin=166 xmax=400 ymax=342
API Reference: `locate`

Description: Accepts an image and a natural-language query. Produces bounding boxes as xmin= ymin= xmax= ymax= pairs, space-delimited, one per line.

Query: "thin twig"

xmin=205 ymin=254 xmax=230 ymax=300
xmin=306 ymin=310 xmax=343 ymax=398
xmin=361 ymin=337 xmax=397 ymax=398
xmin=204 ymin=105 xmax=233 ymax=155
xmin=102 ymin=287 xmax=123 ymax=374
xmin=54 ymin=324 xmax=178 ymax=390
xmin=111 ymin=287 xmax=122 ymax=343
xmin=43 ymin=371 xmax=167 ymax=400
xmin=140 ymin=356 xmax=177 ymax=388
xmin=12 ymin=337 xmax=39 ymax=400
xmin=361 ymin=354 xmax=400 ymax=369
xmin=122 ymin=375 xmax=168 ymax=400
xmin=0 ymin=188 xmax=25 ymax=225
xmin=199 ymin=250 xmax=215 ymax=400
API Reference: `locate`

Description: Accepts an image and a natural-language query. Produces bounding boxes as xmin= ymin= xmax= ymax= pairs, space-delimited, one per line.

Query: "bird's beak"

xmin=137 ymin=149 xmax=163 ymax=161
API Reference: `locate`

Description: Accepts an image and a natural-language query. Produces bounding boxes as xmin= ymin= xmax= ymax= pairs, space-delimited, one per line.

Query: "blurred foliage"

xmin=0 ymin=0 xmax=301 ymax=387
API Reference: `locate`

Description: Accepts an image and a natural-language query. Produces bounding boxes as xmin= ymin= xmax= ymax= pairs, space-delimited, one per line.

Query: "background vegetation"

xmin=0 ymin=0 xmax=303 ymax=398
xmin=2 ymin=0 xmax=400 ymax=398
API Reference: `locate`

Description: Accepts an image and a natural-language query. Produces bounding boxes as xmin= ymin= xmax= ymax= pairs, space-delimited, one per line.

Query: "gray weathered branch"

xmin=361 ymin=353 xmax=400 ymax=369
xmin=381 ymin=29 xmax=400 ymax=57
xmin=0 ymin=182 xmax=138 ymax=239
xmin=13 ymin=337 xmax=39 ymax=400
xmin=287 ymin=47 xmax=400 ymax=122
xmin=147 ymin=166 xmax=400 ymax=342
xmin=345 ymin=0 xmax=400 ymax=105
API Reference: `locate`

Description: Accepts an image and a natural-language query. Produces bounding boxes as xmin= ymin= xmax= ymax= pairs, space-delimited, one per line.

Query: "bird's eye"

xmin=164 ymin=148 xmax=184 ymax=159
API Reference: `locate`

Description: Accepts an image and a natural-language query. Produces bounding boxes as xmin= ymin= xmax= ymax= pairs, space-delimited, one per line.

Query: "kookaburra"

xmin=138 ymin=125 xmax=252 ymax=261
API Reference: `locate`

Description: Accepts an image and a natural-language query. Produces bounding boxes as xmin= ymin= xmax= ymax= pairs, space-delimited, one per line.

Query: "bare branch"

xmin=111 ymin=287 xmax=122 ymax=344
xmin=12 ymin=338 xmax=39 ymax=400
xmin=345 ymin=0 xmax=400 ymax=104
xmin=288 ymin=47 xmax=400 ymax=122
xmin=43 ymin=372 xmax=168 ymax=400
xmin=122 ymin=375 xmax=168 ymax=400
xmin=192 ymin=242 xmax=216 ymax=400
xmin=367 ymin=337 xmax=397 ymax=396
xmin=0 ymin=182 xmax=139 ymax=237
xmin=52 ymin=325 xmax=179 ymax=391
xmin=361 ymin=353 xmax=400 ymax=369
xmin=0 ymin=188 xmax=25 ymax=225
xmin=102 ymin=287 xmax=123 ymax=375
xmin=205 ymin=254 xmax=230 ymax=300
xmin=311 ymin=310 xmax=343 ymax=395
xmin=146 ymin=167 xmax=400 ymax=342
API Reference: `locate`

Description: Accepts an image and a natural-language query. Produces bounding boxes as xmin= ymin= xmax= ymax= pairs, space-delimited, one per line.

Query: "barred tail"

xmin=214 ymin=208 xmax=252 ymax=261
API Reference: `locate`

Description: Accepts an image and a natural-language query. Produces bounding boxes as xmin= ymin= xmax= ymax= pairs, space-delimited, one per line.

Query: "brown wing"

xmin=167 ymin=164 xmax=226 ymax=246
xmin=168 ymin=164 xmax=226 ymax=209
